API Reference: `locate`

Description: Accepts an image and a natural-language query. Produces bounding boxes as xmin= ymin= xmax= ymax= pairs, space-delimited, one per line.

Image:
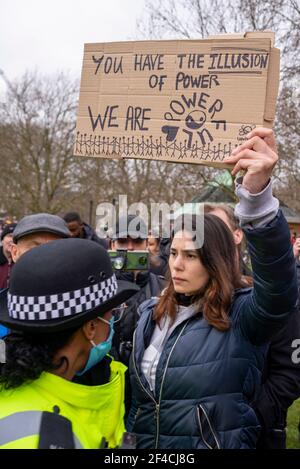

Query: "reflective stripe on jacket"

xmin=0 ymin=360 xmax=126 ymax=449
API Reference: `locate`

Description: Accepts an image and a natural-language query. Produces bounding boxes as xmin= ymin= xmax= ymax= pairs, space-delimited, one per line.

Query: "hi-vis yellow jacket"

xmin=0 ymin=360 xmax=126 ymax=449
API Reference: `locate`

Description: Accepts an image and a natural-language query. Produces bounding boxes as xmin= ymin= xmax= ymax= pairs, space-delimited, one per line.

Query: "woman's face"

xmin=169 ymin=230 xmax=209 ymax=295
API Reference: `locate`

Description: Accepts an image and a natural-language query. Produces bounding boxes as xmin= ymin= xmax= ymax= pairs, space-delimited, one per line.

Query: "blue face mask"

xmin=76 ymin=316 xmax=115 ymax=376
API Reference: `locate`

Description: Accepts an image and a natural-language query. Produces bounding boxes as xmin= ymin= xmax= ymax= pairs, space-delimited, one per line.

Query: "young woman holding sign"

xmin=127 ymin=128 xmax=298 ymax=449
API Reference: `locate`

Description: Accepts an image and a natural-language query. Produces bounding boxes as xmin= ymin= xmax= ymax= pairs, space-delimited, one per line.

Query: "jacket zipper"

xmin=197 ymin=404 xmax=221 ymax=449
xmin=132 ymin=329 xmax=158 ymax=406
xmin=197 ymin=406 xmax=213 ymax=449
xmin=155 ymin=321 xmax=190 ymax=449
xmin=132 ymin=407 xmax=141 ymax=426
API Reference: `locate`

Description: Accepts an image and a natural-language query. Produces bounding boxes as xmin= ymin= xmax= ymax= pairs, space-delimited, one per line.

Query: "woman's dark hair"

xmin=0 ymin=326 xmax=80 ymax=389
xmin=154 ymin=214 xmax=249 ymax=331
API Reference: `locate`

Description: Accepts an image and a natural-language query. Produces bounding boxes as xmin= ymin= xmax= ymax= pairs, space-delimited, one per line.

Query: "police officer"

xmin=0 ymin=239 xmax=139 ymax=448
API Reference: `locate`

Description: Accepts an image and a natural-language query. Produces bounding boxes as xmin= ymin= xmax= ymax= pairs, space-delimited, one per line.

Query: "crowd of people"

xmin=0 ymin=128 xmax=300 ymax=449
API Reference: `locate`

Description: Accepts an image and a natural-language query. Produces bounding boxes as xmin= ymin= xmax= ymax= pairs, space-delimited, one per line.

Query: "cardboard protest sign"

xmin=74 ymin=32 xmax=280 ymax=167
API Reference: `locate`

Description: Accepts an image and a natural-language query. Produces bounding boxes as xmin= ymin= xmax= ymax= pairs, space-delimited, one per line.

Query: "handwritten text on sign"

xmin=74 ymin=37 xmax=279 ymax=166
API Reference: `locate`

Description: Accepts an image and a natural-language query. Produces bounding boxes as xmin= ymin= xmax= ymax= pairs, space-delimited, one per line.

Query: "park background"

xmin=0 ymin=0 xmax=299 ymax=448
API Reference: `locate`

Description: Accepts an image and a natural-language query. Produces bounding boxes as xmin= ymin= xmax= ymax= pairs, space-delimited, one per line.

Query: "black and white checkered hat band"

xmin=8 ymin=274 xmax=118 ymax=321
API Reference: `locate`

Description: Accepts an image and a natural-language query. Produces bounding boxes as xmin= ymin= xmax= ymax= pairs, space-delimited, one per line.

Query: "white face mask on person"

xmin=76 ymin=316 xmax=115 ymax=376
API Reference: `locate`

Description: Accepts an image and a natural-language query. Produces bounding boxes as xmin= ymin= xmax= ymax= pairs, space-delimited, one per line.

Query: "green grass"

xmin=286 ymin=399 xmax=300 ymax=449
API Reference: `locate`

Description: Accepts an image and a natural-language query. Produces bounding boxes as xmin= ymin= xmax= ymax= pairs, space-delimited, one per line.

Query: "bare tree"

xmin=273 ymin=83 xmax=300 ymax=210
xmin=1 ymin=1 xmax=299 ymax=222
xmin=138 ymin=0 xmax=300 ymax=84
xmin=137 ymin=0 xmax=237 ymax=39
xmin=136 ymin=0 xmax=300 ymax=206
xmin=0 ymin=71 xmax=82 ymax=216
xmin=3 ymin=0 xmax=298 ymax=222
xmin=75 ymin=156 xmax=213 ymax=215
xmin=0 ymin=70 xmax=212 ymax=222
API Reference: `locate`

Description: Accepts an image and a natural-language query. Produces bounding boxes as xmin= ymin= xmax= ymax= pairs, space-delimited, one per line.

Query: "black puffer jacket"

xmin=111 ymin=271 xmax=165 ymax=366
xmin=253 ymin=306 xmax=300 ymax=448
xmin=249 ymin=258 xmax=300 ymax=449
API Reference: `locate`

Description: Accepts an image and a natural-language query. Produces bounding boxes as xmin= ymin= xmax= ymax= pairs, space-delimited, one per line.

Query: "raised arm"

xmin=224 ymin=128 xmax=298 ymax=344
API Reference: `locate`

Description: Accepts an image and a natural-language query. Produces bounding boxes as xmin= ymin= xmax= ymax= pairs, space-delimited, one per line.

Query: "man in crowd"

xmin=0 ymin=224 xmax=17 ymax=290
xmin=0 ymin=223 xmax=17 ymax=337
xmin=11 ymin=213 xmax=71 ymax=262
xmin=205 ymin=203 xmax=300 ymax=449
xmin=63 ymin=211 xmax=108 ymax=249
xmin=109 ymin=214 xmax=165 ymax=416
xmin=110 ymin=214 xmax=165 ymax=367
xmin=0 ymin=213 xmax=70 ymax=339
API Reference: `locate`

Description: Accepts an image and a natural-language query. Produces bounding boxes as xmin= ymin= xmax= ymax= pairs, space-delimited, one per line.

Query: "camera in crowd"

xmin=108 ymin=250 xmax=149 ymax=271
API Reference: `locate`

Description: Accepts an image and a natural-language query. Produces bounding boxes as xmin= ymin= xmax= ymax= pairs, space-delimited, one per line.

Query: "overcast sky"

xmin=0 ymin=0 xmax=146 ymax=87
